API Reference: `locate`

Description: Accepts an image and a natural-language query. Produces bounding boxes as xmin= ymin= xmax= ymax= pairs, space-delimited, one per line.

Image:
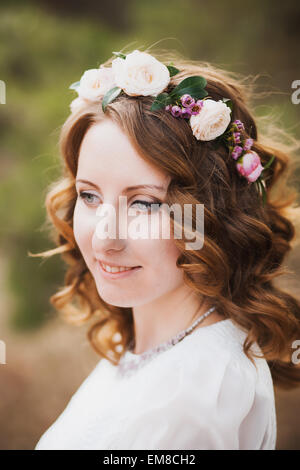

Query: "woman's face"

xmin=74 ymin=119 xmax=184 ymax=308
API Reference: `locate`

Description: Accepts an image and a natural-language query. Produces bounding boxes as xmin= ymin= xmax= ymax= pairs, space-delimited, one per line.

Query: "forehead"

xmin=77 ymin=120 xmax=170 ymax=189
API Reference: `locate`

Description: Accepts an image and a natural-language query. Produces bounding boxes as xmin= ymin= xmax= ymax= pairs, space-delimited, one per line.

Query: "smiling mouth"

xmin=99 ymin=261 xmax=141 ymax=274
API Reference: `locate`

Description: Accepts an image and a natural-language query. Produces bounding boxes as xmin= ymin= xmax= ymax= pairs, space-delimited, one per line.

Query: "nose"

xmin=92 ymin=201 xmax=127 ymax=256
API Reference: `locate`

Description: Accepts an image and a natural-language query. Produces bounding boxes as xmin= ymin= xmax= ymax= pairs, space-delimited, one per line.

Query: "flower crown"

xmin=69 ymin=49 xmax=274 ymax=206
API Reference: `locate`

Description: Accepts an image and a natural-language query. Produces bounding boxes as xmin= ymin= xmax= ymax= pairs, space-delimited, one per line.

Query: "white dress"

xmin=34 ymin=318 xmax=277 ymax=450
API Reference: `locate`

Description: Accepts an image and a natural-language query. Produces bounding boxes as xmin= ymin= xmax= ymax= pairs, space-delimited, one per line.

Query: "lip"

xmin=96 ymin=259 xmax=140 ymax=268
xmin=97 ymin=261 xmax=142 ymax=280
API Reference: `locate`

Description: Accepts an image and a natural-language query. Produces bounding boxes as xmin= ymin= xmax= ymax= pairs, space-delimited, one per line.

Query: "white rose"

xmin=112 ymin=49 xmax=170 ymax=97
xmin=70 ymin=97 xmax=89 ymax=113
xmin=190 ymin=99 xmax=232 ymax=141
xmin=76 ymin=67 xmax=116 ymax=101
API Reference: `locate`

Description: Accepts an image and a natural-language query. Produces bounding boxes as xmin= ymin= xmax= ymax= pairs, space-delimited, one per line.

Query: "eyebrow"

xmin=75 ymin=179 xmax=167 ymax=193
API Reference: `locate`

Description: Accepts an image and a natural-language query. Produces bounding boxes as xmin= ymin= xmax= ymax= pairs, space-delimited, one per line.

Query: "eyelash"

xmin=78 ymin=191 xmax=162 ymax=211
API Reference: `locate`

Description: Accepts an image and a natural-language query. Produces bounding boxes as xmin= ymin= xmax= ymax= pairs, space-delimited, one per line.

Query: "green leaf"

xmin=167 ymin=65 xmax=180 ymax=77
xmin=102 ymin=87 xmax=122 ymax=112
xmin=69 ymin=81 xmax=80 ymax=91
xmin=150 ymin=93 xmax=172 ymax=111
xmin=223 ymin=98 xmax=233 ymax=111
xmin=263 ymin=154 xmax=275 ymax=170
xmin=257 ymin=178 xmax=267 ymax=207
xmin=171 ymin=86 xmax=208 ymax=100
xmin=170 ymin=76 xmax=207 ymax=96
xmin=112 ymin=51 xmax=126 ymax=60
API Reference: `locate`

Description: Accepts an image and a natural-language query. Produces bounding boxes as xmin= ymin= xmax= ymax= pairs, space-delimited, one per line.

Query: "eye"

xmin=78 ymin=191 xmax=162 ymax=212
xmin=78 ymin=191 xmax=100 ymax=206
xmin=131 ymin=200 xmax=162 ymax=212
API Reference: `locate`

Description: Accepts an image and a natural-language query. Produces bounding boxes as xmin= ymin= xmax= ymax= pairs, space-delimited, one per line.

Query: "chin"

xmin=94 ymin=282 xmax=136 ymax=308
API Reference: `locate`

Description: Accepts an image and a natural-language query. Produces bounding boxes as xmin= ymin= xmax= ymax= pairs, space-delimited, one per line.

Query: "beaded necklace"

xmin=117 ymin=306 xmax=216 ymax=377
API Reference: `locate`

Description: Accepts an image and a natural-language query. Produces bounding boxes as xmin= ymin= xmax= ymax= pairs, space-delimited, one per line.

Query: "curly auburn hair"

xmin=30 ymin=48 xmax=300 ymax=390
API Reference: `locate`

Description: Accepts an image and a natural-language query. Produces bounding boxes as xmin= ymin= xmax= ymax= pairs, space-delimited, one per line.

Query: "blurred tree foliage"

xmin=0 ymin=0 xmax=299 ymax=330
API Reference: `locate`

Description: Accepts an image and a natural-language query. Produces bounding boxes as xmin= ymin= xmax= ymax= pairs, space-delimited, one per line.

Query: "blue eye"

xmin=131 ymin=200 xmax=162 ymax=212
xmin=79 ymin=191 xmax=99 ymax=205
xmin=78 ymin=192 xmax=162 ymax=212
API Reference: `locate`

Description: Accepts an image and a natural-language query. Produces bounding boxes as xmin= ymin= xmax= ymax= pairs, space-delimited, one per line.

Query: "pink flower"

xmin=244 ymin=138 xmax=253 ymax=151
xmin=233 ymin=132 xmax=241 ymax=144
xmin=236 ymin=151 xmax=264 ymax=183
xmin=233 ymin=120 xmax=245 ymax=131
xmin=190 ymin=100 xmax=203 ymax=115
xmin=180 ymin=107 xmax=192 ymax=119
xmin=180 ymin=94 xmax=195 ymax=108
xmin=231 ymin=145 xmax=243 ymax=160
xmin=171 ymin=105 xmax=182 ymax=117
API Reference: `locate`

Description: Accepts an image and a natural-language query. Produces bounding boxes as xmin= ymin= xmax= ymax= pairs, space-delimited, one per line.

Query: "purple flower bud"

xmin=231 ymin=145 xmax=243 ymax=160
xmin=171 ymin=105 xmax=182 ymax=117
xmin=180 ymin=107 xmax=192 ymax=119
xmin=244 ymin=138 xmax=253 ymax=151
xmin=233 ymin=132 xmax=241 ymax=144
xmin=165 ymin=104 xmax=172 ymax=112
xmin=180 ymin=94 xmax=195 ymax=108
xmin=234 ymin=119 xmax=245 ymax=131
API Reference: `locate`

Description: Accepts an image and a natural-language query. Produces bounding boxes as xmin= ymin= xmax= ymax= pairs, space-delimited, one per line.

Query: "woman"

xmin=33 ymin=48 xmax=300 ymax=450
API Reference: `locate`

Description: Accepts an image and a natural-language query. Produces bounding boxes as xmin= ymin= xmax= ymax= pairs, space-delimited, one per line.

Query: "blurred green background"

xmin=0 ymin=0 xmax=299 ymax=450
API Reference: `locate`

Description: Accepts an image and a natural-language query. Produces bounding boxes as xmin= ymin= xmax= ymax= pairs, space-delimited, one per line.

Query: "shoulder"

xmin=177 ymin=317 xmax=265 ymax=374
xmin=157 ymin=320 xmax=274 ymax=424
xmin=175 ymin=319 xmax=258 ymax=405
xmin=176 ymin=318 xmax=276 ymax=398
xmin=170 ymin=319 xmax=276 ymax=446
xmin=161 ymin=319 xmax=275 ymax=448
xmin=116 ymin=320 xmax=275 ymax=449
xmin=106 ymin=320 xmax=276 ymax=449
xmin=131 ymin=319 xmax=261 ymax=413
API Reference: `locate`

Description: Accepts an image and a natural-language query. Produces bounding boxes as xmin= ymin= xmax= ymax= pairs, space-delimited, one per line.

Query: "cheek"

xmin=73 ymin=202 xmax=93 ymax=261
xmin=137 ymin=237 xmax=183 ymax=286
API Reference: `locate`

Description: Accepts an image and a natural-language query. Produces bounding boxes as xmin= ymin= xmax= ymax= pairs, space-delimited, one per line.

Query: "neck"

xmin=131 ymin=286 xmax=218 ymax=355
